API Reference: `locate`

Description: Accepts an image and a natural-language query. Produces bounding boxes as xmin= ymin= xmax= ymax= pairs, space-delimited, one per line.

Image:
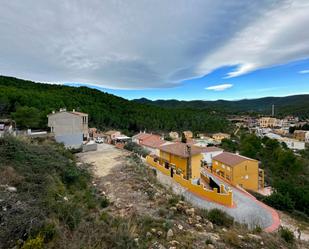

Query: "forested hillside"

xmin=135 ymin=95 xmax=309 ymax=117
xmin=0 ymin=76 xmax=229 ymax=133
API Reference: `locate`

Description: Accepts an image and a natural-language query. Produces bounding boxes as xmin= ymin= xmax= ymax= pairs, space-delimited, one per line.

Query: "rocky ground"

xmin=77 ymin=143 xmax=309 ymax=249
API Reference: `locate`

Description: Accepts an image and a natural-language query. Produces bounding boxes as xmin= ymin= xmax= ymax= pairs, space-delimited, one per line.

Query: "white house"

xmin=48 ymin=109 xmax=88 ymax=148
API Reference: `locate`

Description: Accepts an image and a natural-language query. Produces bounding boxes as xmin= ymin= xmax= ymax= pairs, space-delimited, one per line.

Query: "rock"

xmin=196 ymin=215 xmax=202 ymax=222
xmin=185 ymin=208 xmax=195 ymax=217
xmin=207 ymin=244 xmax=215 ymax=249
xmin=215 ymin=242 xmax=226 ymax=249
xmin=157 ymin=231 xmax=163 ymax=237
xmin=151 ymin=242 xmax=166 ymax=249
xmin=260 ymin=241 xmax=264 ymax=245
xmin=222 ymin=228 xmax=227 ymax=232
xmin=177 ymin=224 xmax=183 ymax=230
xmin=169 ymin=247 xmax=176 ymax=249
xmin=151 ymin=228 xmax=157 ymax=233
xmin=169 ymin=206 xmax=177 ymax=212
xmin=178 ymin=200 xmax=185 ymax=205
xmin=248 ymin=234 xmax=262 ymax=241
xmin=238 ymin=235 xmax=244 ymax=239
xmin=206 ymin=233 xmax=220 ymax=244
xmin=169 ymin=240 xmax=180 ymax=246
xmin=206 ymin=222 xmax=214 ymax=230
xmin=7 ymin=186 xmax=17 ymax=192
xmin=195 ymin=223 xmax=203 ymax=231
xmin=176 ymin=203 xmax=184 ymax=212
xmin=166 ymin=229 xmax=174 ymax=239
xmin=146 ymin=232 xmax=152 ymax=238
xmin=63 ymin=196 xmax=68 ymax=201
xmin=187 ymin=217 xmax=193 ymax=224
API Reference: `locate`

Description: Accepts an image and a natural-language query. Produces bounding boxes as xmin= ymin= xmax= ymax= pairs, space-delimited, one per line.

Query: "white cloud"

xmin=299 ymin=69 xmax=309 ymax=74
xmin=205 ymin=84 xmax=233 ymax=91
xmin=0 ymin=0 xmax=309 ymax=89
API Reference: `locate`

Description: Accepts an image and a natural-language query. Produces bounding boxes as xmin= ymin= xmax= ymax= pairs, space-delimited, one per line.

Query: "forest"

xmin=0 ymin=76 xmax=230 ymax=134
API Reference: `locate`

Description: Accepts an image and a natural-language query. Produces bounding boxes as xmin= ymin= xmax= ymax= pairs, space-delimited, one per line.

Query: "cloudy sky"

xmin=1 ymin=0 xmax=309 ymax=100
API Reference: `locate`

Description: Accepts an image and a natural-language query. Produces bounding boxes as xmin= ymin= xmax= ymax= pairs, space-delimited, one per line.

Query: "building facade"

xmin=212 ymin=152 xmax=264 ymax=191
xmin=48 ymin=110 xmax=88 ymax=148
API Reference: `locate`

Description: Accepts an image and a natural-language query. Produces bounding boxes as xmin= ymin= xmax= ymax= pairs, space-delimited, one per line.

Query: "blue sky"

xmin=67 ymin=58 xmax=309 ymax=100
xmin=1 ymin=1 xmax=309 ymax=101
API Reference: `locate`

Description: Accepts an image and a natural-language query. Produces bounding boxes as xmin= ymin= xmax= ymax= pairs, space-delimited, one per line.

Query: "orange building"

xmin=212 ymin=152 xmax=264 ymax=191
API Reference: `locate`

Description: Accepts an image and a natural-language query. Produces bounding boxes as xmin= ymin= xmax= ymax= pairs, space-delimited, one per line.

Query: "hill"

xmin=0 ymin=76 xmax=229 ymax=133
xmin=1 ymin=136 xmax=306 ymax=249
xmin=134 ymin=95 xmax=309 ymax=117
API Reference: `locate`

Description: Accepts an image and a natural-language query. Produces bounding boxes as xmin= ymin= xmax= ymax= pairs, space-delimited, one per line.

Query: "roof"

xmin=134 ymin=133 xmax=160 ymax=141
xmin=104 ymin=130 xmax=120 ymax=135
xmin=212 ymin=152 xmax=257 ymax=167
xmin=199 ymin=146 xmax=223 ymax=153
xmin=70 ymin=111 xmax=88 ymax=116
xmin=140 ymin=137 xmax=167 ymax=149
xmin=159 ymin=143 xmax=204 ymax=158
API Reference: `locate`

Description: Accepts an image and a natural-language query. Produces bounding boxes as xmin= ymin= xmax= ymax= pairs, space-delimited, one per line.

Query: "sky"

xmin=1 ymin=0 xmax=309 ymax=100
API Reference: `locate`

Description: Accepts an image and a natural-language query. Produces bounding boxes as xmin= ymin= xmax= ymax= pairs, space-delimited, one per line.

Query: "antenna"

xmin=272 ymin=104 xmax=275 ymax=117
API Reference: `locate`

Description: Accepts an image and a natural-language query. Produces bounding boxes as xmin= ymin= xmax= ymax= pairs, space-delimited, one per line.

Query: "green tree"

xmin=11 ymin=106 xmax=41 ymax=129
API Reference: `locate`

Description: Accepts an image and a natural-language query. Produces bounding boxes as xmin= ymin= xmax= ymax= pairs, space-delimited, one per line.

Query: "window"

xmin=245 ymin=165 xmax=247 ymax=171
xmin=215 ymin=161 xmax=218 ymax=165
xmin=245 ymin=175 xmax=249 ymax=179
xmin=227 ymin=166 xmax=230 ymax=171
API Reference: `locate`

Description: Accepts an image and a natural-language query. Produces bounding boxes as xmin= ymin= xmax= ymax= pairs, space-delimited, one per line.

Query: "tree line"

xmin=0 ymin=76 xmax=230 ymax=134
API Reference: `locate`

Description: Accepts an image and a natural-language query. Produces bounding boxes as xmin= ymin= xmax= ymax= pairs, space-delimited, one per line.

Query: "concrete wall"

xmin=55 ymin=133 xmax=83 ymax=149
xmin=82 ymin=143 xmax=97 ymax=152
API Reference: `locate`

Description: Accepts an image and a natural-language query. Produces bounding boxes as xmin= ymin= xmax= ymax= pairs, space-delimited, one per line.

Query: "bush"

xmin=279 ymin=227 xmax=294 ymax=243
xmin=207 ymin=209 xmax=234 ymax=227
xmin=124 ymin=142 xmax=150 ymax=157
xmin=21 ymin=234 xmax=44 ymax=249
xmin=100 ymin=196 xmax=110 ymax=208
xmin=264 ymin=192 xmax=295 ymax=212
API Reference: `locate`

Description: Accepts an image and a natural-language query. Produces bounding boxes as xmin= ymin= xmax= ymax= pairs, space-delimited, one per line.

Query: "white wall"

xmin=202 ymin=150 xmax=223 ymax=165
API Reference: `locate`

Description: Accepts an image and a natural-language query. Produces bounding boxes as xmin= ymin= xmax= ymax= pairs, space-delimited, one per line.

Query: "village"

xmin=2 ymin=107 xmax=309 ymax=235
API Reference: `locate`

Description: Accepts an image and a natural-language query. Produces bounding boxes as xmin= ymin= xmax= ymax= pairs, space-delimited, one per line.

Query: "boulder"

xmin=206 ymin=222 xmax=214 ymax=230
xmin=177 ymin=224 xmax=183 ymax=230
xmin=248 ymin=234 xmax=262 ymax=241
xmin=185 ymin=208 xmax=195 ymax=217
xmin=166 ymin=229 xmax=174 ymax=240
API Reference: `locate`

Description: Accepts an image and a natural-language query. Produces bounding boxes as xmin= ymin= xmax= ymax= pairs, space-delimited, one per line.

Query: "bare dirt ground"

xmin=279 ymin=211 xmax=309 ymax=242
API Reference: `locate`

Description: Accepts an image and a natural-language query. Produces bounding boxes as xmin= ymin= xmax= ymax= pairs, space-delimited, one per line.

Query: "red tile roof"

xmin=140 ymin=137 xmax=167 ymax=149
xmin=199 ymin=146 xmax=223 ymax=153
xmin=160 ymin=143 xmax=203 ymax=158
xmin=212 ymin=152 xmax=257 ymax=167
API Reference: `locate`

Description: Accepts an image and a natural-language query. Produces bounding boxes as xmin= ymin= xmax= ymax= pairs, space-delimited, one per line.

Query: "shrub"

xmin=223 ymin=231 xmax=240 ymax=247
xmin=21 ymin=234 xmax=44 ymax=249
xmin=100 ymin=196 xmax=110 ymax=208
xmin=264 ymin=192 xmax=295 ymax=212
xmin=279 ymin=227 xmax=294 ymax=243
xmin=207 ymin=209 xmax=234 ymax=227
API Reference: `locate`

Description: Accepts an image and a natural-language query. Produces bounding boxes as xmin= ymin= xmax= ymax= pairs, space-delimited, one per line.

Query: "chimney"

xmin=186 ymin=145 xmax=192 ymax=180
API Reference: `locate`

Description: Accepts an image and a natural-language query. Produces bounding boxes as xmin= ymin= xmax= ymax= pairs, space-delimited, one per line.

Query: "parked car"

xmin=95 ymin=137 xmax=104 ymax=144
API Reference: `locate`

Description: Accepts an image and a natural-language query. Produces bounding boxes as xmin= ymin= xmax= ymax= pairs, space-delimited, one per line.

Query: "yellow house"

xmin=212 ymin=133 xmax=231 ymax=142
xmin=212 ymin=152 xmax=264 ymax=191
xmin=158 ymin=143 xmax=203 ymax=179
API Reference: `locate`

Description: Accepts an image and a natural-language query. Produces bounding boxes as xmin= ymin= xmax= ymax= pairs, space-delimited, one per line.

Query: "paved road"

xmin=155 ymin=167 xmax=280 ymax=231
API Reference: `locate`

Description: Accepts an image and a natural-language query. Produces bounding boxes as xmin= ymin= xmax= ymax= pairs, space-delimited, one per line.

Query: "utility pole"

xmin=186 ymin=145 xmax=192 ymax=180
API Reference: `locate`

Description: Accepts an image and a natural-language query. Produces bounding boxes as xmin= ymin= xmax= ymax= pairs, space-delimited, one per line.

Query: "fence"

xmin=146 ymin=155 xmax=233 ymax=207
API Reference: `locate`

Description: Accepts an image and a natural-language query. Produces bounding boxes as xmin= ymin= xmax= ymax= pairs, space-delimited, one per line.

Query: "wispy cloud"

xmin=0 ymin=1 xmax=309 ymax=89
xmin=205 ymin=84 xmax=233 ymax=91
xmin=299 ymin=69 xmax=309 ymax=74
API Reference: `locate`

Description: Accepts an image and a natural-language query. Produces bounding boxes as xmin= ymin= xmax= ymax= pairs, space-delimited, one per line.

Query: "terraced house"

xmin=212 ymin=152 xmax=264 ymax=191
